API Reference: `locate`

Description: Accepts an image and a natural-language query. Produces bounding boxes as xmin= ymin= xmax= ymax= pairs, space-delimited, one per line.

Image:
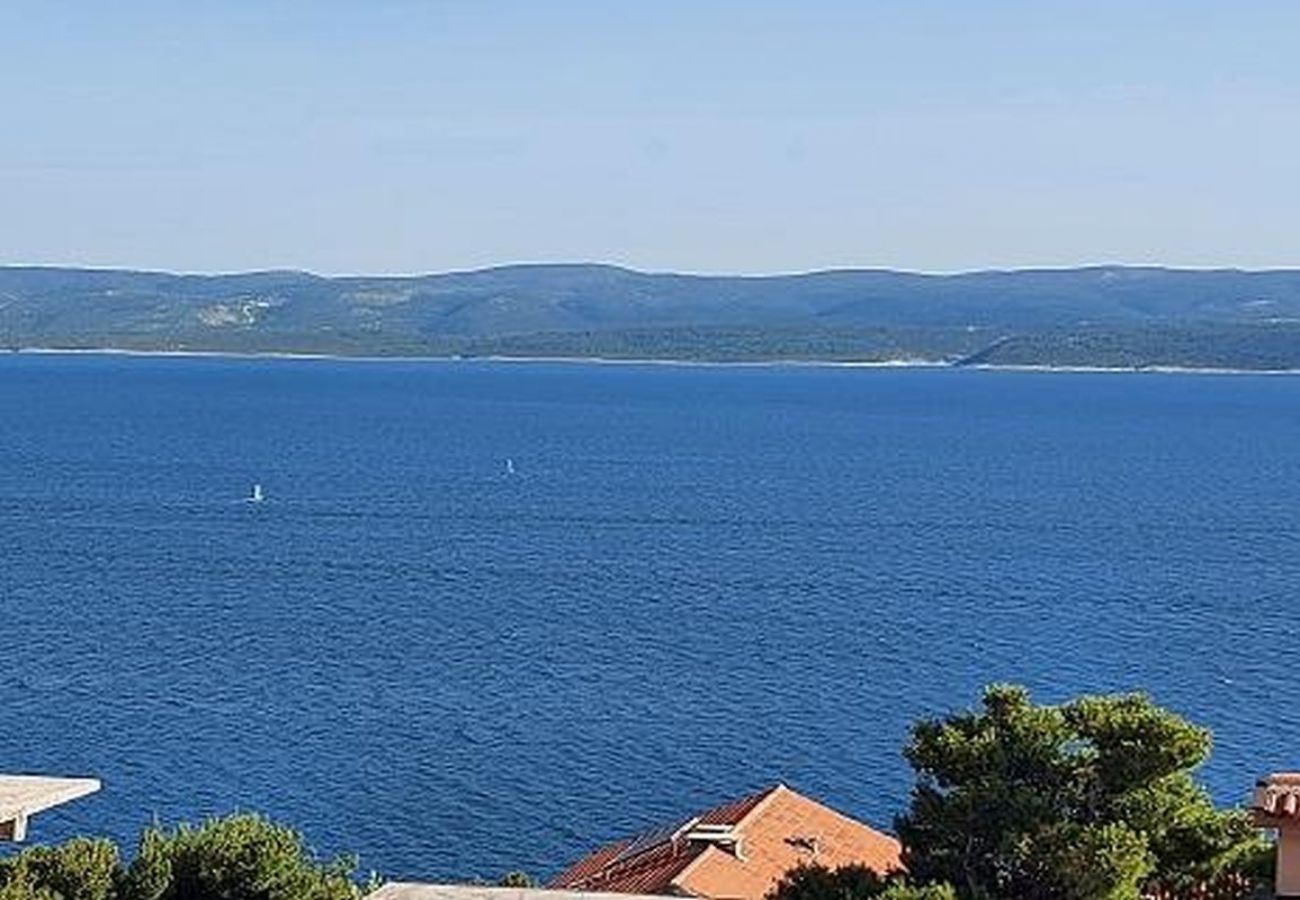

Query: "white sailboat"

xmin=247 ymin=483 xmax=265 ymax=503
xmin=504 ymin=458 xmax=516 ymax=477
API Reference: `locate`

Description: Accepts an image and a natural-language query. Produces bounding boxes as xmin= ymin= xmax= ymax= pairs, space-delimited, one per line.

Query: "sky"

xmin=2 ymin=1 xmax=1299 ymax=275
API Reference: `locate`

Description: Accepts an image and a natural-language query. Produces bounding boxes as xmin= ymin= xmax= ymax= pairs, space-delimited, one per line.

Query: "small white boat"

xmin=247 ymin=483 xmax=265 ymax=503
xmin=504 ymin=458 xmax=516 ymax=476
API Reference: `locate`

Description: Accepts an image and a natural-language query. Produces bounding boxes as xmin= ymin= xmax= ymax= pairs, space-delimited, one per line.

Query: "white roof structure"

xmin=0 ymin=775 xmax=101 ymax=841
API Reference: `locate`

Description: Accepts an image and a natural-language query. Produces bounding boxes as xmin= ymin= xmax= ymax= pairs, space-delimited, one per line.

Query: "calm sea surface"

xmin=2 ymin=355 xmax=1298 ymax=878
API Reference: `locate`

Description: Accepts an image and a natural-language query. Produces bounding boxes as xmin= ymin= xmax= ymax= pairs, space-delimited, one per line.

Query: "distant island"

xmin=3 ymin=263 xmax=1300 ymax=370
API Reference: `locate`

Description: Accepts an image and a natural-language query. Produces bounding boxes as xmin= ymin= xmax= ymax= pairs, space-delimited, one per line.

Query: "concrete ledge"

xmin=0 ymin=775 xmax=101 ymax=841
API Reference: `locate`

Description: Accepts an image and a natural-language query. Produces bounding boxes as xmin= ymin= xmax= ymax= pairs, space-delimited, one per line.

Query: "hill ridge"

xmin=3 ymin=264 xmax=1300 ymax=368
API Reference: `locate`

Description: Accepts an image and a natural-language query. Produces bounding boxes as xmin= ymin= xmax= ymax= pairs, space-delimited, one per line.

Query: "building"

xmin=1253 ymin=772 xmax=1300 ymax=899
xmin=549 ymin=784 xmax=901 ymax=900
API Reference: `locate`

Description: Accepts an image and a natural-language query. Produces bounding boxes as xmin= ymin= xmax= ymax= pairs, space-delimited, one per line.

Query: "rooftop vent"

xmin=612 ymin=817 xmax=698 ymax=866
xmin=684 ymin=823 xmax=746 ymax=860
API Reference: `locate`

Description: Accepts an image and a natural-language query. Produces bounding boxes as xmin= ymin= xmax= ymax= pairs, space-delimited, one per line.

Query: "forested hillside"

xmin=4 ymin=264 xmax=1300 ymax=368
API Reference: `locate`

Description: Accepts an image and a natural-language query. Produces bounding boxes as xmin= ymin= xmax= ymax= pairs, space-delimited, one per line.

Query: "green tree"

xmin=768 ymin=863 xmax=955 ymax=900
xmin=0 ymin=814 xmax=368 ymax=900
xmin=496 ymin=872 xmax=536 ymax=888
xmin=896 ymin=684 xmax=1270 ymax=900
xmin=875 ymin=884 xmax=957 ymax=900
xmin=118 ymin=814 xmax=363 ymax=900
xmin=0 ymin=838 xmax=119 ymax=900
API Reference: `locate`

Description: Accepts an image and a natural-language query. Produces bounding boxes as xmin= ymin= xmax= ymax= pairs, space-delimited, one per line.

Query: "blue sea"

xmin=2 ymin=354 xmax=1298 ymax=879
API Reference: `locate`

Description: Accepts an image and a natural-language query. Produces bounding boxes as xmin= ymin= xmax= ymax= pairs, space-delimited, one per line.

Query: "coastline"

xmin=7 ymin=346 xmax=1300 ymax=375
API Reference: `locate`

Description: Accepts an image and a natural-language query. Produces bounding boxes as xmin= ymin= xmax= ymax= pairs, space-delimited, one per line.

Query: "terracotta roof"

xmin=1252 ymin=772 xmax=1300 ymax=824
xmin=550 ymin=785 xmax=900 ymax=900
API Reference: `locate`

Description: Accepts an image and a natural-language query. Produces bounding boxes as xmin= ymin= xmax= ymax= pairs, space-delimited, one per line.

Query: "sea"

xmin=2 ymin=353 xmax=1297 ymax=880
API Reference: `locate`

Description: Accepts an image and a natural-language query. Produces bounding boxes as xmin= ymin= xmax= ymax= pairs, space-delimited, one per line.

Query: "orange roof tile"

xmin=550 ymin=785 xmax=901 ymax=900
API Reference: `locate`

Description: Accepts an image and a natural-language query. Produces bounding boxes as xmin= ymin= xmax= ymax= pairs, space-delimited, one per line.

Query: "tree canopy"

xmin=769 ymin=863 xmax=957 ymax=900
xmin=895 ymin=684 xmax=1270 ymax=900
xmin=771 ymin=685 xmax=1271 ymax=900
xmin=0 ymin=815 xmax=366 ymax=900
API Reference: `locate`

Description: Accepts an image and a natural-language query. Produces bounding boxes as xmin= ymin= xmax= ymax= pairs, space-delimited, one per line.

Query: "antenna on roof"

xmin=786 ymin=835 xmax=821 ymax=857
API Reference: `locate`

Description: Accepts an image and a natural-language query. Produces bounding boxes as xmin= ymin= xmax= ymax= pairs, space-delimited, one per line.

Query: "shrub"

xmin=0 ymin=838 xmax=119 ymax=900
xmin=119 ymin=814 xmax=362 ymax=900
xmin=0 ymin=814 xmax=363 ymax=900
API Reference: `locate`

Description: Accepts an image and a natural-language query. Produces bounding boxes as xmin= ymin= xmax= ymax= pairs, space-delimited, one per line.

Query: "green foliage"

xmin=769 ymin=862 xmax=890 ymax=900
xmin=896 ymin=684 xmax=1271 ymax=900
xmin=119 ymin=814 xmax=361 ymax=900
xmin=496 ymin=872 xmax=536 ymax=888
xmin=12 ymin=264 xmax=1300 ymax=370
xmin=1012 ymin=821 xmax=1151 ymax=900
xmin=0 ymin=838 xmax=119 ymax=900
xmin=0 ymin=815 xmax=363 ymax=900
xmin=768 ymin=863 xmax=955 ymax=900
xmin=876 ymin=884 xmax=957 ymax=900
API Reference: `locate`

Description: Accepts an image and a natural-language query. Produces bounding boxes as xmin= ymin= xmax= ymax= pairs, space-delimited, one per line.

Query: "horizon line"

xmin=5 ymin=259 xmax=1300 ymax=281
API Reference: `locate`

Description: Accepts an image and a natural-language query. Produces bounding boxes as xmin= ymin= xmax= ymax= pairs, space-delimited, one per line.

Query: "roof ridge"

xmin=773 ymin=786 xmax=899 ymax=842
xmin=732 ymin=783 xmax=788 ymax=831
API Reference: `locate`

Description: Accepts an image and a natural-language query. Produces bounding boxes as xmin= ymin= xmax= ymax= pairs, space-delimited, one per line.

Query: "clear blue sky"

xmin=3 ymin=1 xmax=1298 ymax=275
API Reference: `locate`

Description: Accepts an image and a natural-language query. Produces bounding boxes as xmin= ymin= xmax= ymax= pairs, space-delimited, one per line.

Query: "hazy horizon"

xmin=4 ymin=1 xmax=1299 ymax=275
xmin=6 ymin=260 xmax=1300 ymax=280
